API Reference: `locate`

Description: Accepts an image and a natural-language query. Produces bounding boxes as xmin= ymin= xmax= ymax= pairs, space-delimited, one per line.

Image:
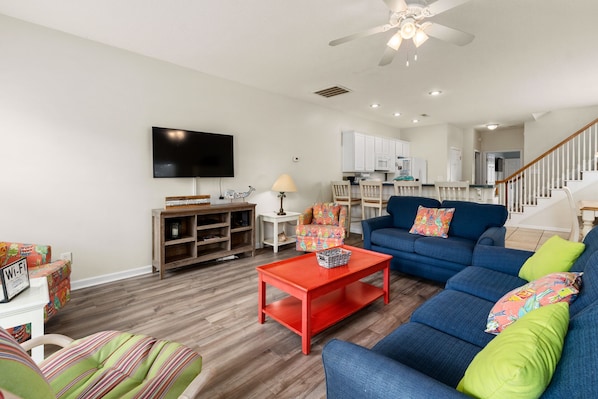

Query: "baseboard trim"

xmin=72 ymin=265 xmax=153 ymax=291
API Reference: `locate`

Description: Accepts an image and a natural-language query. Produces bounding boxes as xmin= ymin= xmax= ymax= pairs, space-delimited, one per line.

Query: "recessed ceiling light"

xmin=370 ymin=103 xmax=380 ymax=108
xmin=412 ymin=119 xmax=419 ymax=123
xmin=486 ymin=123 xmax=499 ymax=130
xmin=428 ymin=90 xmax=442 ymax=96
xmin=393 ymin=112 xmax=401 ymax=117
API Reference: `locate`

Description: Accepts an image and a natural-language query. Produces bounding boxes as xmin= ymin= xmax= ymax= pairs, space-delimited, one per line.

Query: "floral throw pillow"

xmin=312 ymin=203 xmax=341 ymax=226
xmin=486 ymin=271 xmax=582 ymax=334
xmin=409 ymin=206 xmax=455 ymax=238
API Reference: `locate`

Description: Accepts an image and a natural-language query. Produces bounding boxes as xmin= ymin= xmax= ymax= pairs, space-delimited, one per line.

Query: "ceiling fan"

xmin=329 ymin=0 xmax=475 ymax=66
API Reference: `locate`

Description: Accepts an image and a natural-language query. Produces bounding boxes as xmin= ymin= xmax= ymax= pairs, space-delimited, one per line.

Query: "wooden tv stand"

xmin=152 ymin=202 xmax=256 ymax=279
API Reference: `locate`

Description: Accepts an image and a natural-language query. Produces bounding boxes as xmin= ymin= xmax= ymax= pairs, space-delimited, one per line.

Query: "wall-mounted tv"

xmin=152 ymin=127 xmax=234 ymax=178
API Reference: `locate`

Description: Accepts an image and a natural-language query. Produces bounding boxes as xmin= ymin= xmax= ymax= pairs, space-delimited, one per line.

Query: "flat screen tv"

xmin=152 ymin=127 xmax=234 ymax=178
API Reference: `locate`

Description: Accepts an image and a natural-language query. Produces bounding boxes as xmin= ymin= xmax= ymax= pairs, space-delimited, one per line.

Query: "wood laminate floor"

xmin=45 ymin=227 xmax=565 ymax=398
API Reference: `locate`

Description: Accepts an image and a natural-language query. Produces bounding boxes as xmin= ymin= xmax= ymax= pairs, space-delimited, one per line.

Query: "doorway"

xmin=449 ymin=147 xmax=462 ymax=181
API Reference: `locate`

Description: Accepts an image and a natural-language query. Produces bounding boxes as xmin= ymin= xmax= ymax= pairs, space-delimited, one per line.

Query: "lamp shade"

xmin=271 ymin=174 xmax=297 ymax=193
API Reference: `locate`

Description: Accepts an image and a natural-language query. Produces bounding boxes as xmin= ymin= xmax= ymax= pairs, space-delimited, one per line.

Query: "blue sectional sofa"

xmin=322 ymin=226 xmax=598 ymax=398
xmin=362 ymin=196 xmax=509 ymax=282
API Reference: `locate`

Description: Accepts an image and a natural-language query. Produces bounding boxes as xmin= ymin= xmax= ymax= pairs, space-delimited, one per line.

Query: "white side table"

xmin=260 ymin=211 xmax=301 ymax=253
xmin=0 ymin=277 xmax=49 ymax=363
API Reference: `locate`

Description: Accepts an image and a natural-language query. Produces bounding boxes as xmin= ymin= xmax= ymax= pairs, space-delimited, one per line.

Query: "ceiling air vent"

xmin=314 ymin=86 xmax=351 ymax=98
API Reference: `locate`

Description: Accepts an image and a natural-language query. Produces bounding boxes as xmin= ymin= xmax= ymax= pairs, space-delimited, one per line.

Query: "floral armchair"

xmin=0 ymin=242 xmax=71 ymax=342
xmin=295 ymin=202 xmax=347 ymax=252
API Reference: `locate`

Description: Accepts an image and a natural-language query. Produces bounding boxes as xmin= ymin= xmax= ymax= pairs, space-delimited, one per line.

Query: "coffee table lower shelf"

xmin=263 ymin=281 xmax=383 ymax=337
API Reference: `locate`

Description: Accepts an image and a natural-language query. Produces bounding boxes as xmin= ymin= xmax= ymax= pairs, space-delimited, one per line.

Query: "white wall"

xmin=0 ymin=15 xmax=400 ymax=283
xmin=524 ymin=106 xmax=598 ymax=161
xmin=480 ymin=126 xmax=524 ymax=155
xmin=401 ymin=124 xmax=448 ymax=182
xmin=402 ymin=123 xmax=466 ymax=183
xmin=462 ymin=128 xmax=477 ymax=184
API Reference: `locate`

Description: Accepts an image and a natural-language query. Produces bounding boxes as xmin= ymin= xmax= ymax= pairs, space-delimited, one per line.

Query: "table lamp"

xmin=271 ymin=174 xmax=297 ymax=215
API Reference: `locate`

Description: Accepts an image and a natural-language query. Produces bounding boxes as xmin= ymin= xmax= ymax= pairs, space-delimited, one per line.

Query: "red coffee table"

xmin=257 ymin=245 xmax=392 ymax=354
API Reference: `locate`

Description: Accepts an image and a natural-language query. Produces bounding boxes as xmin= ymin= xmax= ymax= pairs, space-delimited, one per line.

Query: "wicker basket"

xmin=316 ymin=248 xmax=352 ymax=268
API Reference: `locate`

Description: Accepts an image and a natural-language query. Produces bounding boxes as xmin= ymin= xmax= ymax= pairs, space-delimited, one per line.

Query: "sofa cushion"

xmin=519 ymin=235 xmax=585 ymax=282
xmin=372 ymin=322 xmax=481 ymax=388
xmin=371 ymin=228 xmax=418 ymax=253
xmin=441 ymin=201 xmax=508 ymax=241
xmin=386 ymin=196 xmax=440 ymax=230
xmin=486 ymin=272 xmax=582 ymax=334
xmin=446 ymin=266 xmax=527 ymax=303
xmin=414 ymin=236 xmax=475 ymax=265
xmin=41 ymin=331 xmax=202 ymax=399
xmin=411 ymin=290 xmax=495 ymax=348
xmin=542 ymin=301 xmax=598 ymax=398
xmin=409 ymin=206 xmax=455 ymax=238
xmin=457 ymin=302 xmax=569 ymax=399
xmin=569 ymin=251 xmax=598 ymax=316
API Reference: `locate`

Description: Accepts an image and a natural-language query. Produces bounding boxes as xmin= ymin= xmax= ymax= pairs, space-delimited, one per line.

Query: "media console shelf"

xmin=152 ymin=202 xmax=256 ymax=279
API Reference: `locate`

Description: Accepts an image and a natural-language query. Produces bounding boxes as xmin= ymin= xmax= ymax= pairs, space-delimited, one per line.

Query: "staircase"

xmin=496 ymin=118 xmax=598 ymax=230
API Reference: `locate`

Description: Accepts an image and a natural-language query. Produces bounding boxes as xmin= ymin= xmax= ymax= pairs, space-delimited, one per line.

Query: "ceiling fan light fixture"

xmin=400 ymin=19 xmax=416 ymax=39
xmin=387 ymin=32 xmax=403 ymax=51
xmin=413 ymin=28 xmax=429 ymax=48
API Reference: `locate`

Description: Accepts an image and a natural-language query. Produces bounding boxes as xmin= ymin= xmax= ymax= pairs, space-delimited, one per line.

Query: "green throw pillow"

xmin=518 ymin=235 xmax=585 ymax=282
xmin=457 ymin=302 xmax=569 ymax=399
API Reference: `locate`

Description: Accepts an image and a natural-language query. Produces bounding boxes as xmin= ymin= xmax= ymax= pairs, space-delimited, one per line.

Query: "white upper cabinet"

xmin=395 ymin=139 xmax=410 ymax=158
xmin=342 ymin=131 xmax=375 ymax=172
xmin=374 ymin=137 xmax=392 ymax=155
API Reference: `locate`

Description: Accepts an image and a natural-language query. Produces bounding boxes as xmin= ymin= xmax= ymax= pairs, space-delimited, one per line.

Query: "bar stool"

xmin=331 ymin=181 xmax=360 ymax=237
xmin=393 ymin=180 xmax=422 ymax=196
xmin=359 ymin=181 xmax=388 ymax=220
xmin=435 ymin=181 xmax=470 ymax=201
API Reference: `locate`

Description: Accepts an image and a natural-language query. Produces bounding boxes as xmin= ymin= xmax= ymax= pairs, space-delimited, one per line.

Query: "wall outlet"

xmin=60 ymin=252 xmax=73 ymax=262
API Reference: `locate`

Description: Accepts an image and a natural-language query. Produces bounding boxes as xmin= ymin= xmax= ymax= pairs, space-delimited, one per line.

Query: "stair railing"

xmin=496 ymin=118 xmax=598 ymax=215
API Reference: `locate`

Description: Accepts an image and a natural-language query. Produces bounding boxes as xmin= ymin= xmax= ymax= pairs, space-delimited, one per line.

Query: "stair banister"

xmin=496 ymin=118 xmax=598 ymax=216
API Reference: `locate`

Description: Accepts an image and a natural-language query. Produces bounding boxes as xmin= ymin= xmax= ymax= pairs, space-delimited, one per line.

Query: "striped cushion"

xmin=41 ymin=331 xmax=202 ymax=399
xmin=0 ymin=327 xmax=54 ymax=399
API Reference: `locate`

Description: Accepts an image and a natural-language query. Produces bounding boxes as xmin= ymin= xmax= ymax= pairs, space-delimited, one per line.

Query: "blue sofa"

xmin=362 ymin=196 xmax=509 ymax=282
xmin=322 ymin=226 xmax=598 ymax=398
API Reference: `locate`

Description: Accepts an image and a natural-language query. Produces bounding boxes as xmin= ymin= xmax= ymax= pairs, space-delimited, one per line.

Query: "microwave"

xmin=375 ymin=155 xmax=392 ymax=171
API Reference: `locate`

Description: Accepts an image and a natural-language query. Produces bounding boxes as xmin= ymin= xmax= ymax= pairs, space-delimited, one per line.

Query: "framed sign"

xmin=0 ymin=258 xmax=29 ymax=302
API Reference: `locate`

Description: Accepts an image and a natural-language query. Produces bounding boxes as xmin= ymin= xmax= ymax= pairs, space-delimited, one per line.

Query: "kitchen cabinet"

xmin=375 ymin=137 xmax=393 ymax=155
xmin=342 ymin=131 xmax=375 ymax=172
xmin=395 ymin=140 xmax=410 ymax=158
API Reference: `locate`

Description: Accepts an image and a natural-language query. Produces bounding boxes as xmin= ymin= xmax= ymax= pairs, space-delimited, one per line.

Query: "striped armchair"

xmin=0 ymin=242 xmax=71 ymax=342
xmin=0 ymin=326 xmax=210 ymax=399
xmin=295 ymin=202 xmax=347 ymax=252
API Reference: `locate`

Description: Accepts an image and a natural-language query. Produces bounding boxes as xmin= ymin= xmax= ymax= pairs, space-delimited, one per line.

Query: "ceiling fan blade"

xmin=379 ymin=46 xmax=397 ymax=66
xmin=427 ymin=0 xmax=472 ymax=15
xmin=383 ymin=0 xmax=408 ymax=12
xmin=424 ymin=23 xmax=474 ymax=46
xmin=329 ymin=24 xmax=391 ymax=46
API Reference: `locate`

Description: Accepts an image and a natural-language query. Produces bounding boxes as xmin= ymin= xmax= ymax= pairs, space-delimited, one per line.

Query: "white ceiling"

xmin=2 ymin=0 xmax=598 ymax=130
